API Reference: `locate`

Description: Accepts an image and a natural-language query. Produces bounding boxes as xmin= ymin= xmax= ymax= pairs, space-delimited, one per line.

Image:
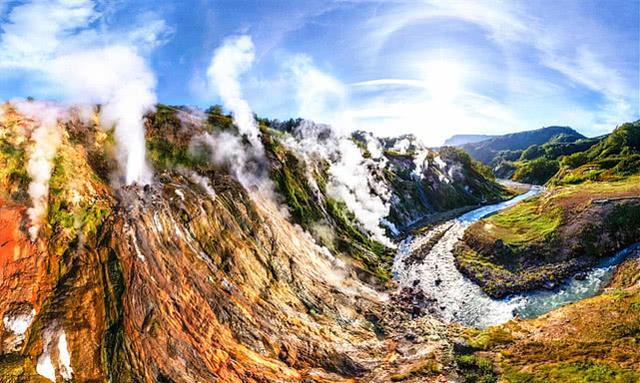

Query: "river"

xmin=392 ymin=186 xmax=638 ymax=328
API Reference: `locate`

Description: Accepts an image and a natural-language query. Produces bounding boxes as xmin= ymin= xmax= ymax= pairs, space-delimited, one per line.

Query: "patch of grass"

xmin=0 ymin=139 xmax=30 ymax=201
xmin=483 ymin=198 xmax=562 ymax=245
xmin=504 ymin=362 xmax=640 ymax=383
xmin=455 ymin=354 xmax=497 ymax=383
xmin=146 ymin=136 xmax=208 ymax=170
xmin=47 ymin=144 xmax=112 ymax=244
xmin=467 ymin=326 xmax=514 ymax=350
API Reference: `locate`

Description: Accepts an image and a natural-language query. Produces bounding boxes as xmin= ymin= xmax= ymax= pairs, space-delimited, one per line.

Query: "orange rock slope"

xmin=0 ymin=106 xmax=456 ymax=382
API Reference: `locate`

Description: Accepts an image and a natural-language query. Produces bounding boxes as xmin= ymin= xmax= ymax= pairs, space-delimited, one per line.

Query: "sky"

xmin=0 ymin=0 xmax=638 ymax=146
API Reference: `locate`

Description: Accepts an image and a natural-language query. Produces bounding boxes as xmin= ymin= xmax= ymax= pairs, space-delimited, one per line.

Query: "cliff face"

xmin=2 ymin=104 xmax=492 ymax=382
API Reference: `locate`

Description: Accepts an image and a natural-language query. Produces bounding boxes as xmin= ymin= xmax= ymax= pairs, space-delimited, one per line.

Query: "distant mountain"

xmin=489 ymin=121 xmax=639 ymax=186
xmin=461 ymin=126 xmax=585 ymax=165
xmin=443 ymin=134 xmax=496 ymax=146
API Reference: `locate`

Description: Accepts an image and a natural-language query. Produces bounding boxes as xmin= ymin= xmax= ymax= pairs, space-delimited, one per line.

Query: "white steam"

xmin=281 ymin=121 xmax=394 ymax=246
xmin=0 ymin=0 xmax=164 ymax=185
xmin=413 ymin=149 xmax=430 ymax=179
xmin=203 ymin=35 xmax=271 ymax=191
xmin=207 ymin=35 xmax=262 ymax=152
xmin=186 ymin=171 xmax=216 ymax=199
xmin=328 ymin=138 xmax=392 ymax=245
xmin=49 ymin=46 xmax=156 ymax=185
xmin=199 ymin=131 xmax=268 ymax=190
xmin=14 ymin=101 xmax=65 ymax=240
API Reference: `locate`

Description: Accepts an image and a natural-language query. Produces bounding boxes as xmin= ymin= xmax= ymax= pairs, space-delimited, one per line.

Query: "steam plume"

xmin=207 ymin=35 xmax=262 ymax=152
xmin=328 ymin=138 xmax=392 ymax=245
xmin=0 ymin=0 xmax=163 ymax=185
xmin=14 ymin=101 xmax=65 ymax=241
xmin=281 ymin=121 xmax=393 ymax=245
xmin=203 ymin=35 xmax=271 ymax=191
xmin=49 ymin=46 xmax=156 ymax=185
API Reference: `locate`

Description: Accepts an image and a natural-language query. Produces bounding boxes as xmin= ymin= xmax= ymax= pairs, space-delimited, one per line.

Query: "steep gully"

xmin=393 ymin=184 xmax=639 ymax=328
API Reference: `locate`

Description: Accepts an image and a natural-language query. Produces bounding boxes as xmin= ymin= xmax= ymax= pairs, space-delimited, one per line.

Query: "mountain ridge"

xmin=443 ymin=134 xmax=496 ymax=146
xmin=460 ymin=126 xmax=585 ymax=164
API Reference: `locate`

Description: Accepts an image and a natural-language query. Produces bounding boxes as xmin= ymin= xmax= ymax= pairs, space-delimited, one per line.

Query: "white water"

xmin=393 ymin=186 xmax=638 ymax=328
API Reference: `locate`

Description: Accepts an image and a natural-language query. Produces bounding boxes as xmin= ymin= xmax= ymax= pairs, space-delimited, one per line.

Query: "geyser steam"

xmin=0 ymin=0 xmax=161 ymax=185
xmin=14 ymin=101 xmax=65 ymax=241
xmin=207 ymin=35 xmax=263 ymax=152
xmin=203 ymin=35 xmax=271 ymax=191
xmin=50 ymin=46 xmax=156 ymax=185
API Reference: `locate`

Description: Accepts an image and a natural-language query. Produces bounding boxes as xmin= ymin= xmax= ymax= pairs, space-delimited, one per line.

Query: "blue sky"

xmin=0 ymin=0 xmax=638 ymax=145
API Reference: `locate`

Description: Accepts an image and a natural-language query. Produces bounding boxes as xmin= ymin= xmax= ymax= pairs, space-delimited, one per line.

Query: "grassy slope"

xmin=458 ymin=256 xmax=640 ymax=383
xmin=455 ymin=122 xmax=640 ymax=297
xmin=462 ymin=126 xmax=585 ymax=165
xmin=456 ymin=176 xmax=640 ymax=298
xmin=505 ymin=121 xmax=639 ymax=185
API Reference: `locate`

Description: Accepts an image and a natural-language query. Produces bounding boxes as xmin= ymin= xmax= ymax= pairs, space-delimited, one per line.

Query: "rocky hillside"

xmin=455 ymin=177 xmax=640 ymax=298
xmin=260 ymin=118 xmax=510 ymax=283
xmin=0 ymin=101 xmax=511 ymax=382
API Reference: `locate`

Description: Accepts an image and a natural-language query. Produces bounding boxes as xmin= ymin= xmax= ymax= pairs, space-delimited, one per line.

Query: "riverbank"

xmin=454 ymin=176 xmax=640 ymax=298
xmin=392 ymin=187 xmax=542 ymax=328
xmin=460 ymin=251 xmax=640 ymax=382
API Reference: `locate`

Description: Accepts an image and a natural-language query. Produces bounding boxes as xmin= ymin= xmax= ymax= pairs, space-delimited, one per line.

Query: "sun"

xmin=423 ymin=60 xmax=465 ymax=102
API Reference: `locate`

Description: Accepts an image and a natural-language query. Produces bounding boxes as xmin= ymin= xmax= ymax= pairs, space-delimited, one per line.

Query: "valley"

xmin=0 ymin=102 xmax=638 ymax=383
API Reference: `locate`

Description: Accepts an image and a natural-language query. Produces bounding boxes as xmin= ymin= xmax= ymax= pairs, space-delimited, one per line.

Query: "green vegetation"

xmin=483 ymin=198 xmax=562 ymax=245
xmin=511 ymin=157 xmax=559 ymax=185
xmin=145 ymin=105 xmax=210 ymax=170
xmin=461 ymin=126 xmax=585 ymax=164
xmin=504 ymin=362 xmax=640 ymax=383
xmin=0 ymin=139 xmax=29 ymax=201
xmin=549 ymin=121 xmax=639 ymax=185
xmin=47 ymin=144 xmax=113 ymax=247
xmin=466 ymin=326 xmax=514 ymax=350
xmin=262 ymin=128 xmax=394 ymax=282
xmin=455 ymin=354 xmax=497 ymax=383
xmin=146 ymin=136 xmax=209 ymax=170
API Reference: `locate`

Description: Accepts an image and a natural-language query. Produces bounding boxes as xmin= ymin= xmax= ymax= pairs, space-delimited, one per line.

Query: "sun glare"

xmin=423 ymin=60 xmax=464 ymax=102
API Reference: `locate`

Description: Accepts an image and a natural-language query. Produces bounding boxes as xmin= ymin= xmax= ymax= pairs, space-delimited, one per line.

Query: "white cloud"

xmin=332 ymin=0 xmax=637 ymax=140
xmin=287 ymin=54 xmax=350 ymax=131
xmin=0 ymin=0 xmax=98 ymax=68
